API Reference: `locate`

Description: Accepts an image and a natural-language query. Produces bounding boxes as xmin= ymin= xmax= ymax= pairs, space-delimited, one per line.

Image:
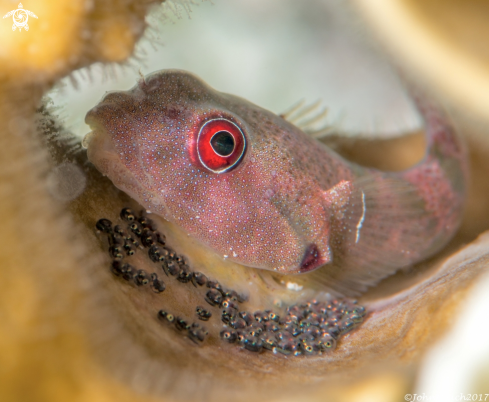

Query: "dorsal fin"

xmin=280 ymin=99 xmax=332 ymax=136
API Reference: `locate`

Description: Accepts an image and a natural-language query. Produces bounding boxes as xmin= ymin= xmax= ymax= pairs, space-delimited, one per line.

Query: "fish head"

xmin=85 ymin=70 xmax=331 ymax=274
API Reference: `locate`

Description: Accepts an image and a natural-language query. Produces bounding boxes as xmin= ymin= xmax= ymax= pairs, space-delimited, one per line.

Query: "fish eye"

xmin=197 ymin=118 xmax=246 ymax=173
xmin=210 ymin=131 xmax=235 ymax=156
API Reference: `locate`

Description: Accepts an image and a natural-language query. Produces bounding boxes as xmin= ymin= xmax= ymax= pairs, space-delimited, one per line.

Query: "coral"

xmin=1 ymin=0 xmax=489 ymax=401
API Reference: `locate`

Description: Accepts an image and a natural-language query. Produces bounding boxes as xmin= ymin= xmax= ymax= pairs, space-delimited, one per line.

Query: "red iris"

xmin=197 ymin=118 xmax=246 ymax=173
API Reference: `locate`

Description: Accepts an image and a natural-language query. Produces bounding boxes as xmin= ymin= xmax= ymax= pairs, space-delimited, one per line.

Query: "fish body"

xmin=85 ymin=70 xmax=468 ymax=294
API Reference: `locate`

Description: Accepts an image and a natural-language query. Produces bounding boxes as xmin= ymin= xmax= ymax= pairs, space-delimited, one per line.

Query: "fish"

xmin=84 ymin=70 xmax=468 ymax=295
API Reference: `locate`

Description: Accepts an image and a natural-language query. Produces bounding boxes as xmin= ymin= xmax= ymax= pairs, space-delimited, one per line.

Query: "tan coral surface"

xmin=1 ymin=1 xmax=489 ymax=401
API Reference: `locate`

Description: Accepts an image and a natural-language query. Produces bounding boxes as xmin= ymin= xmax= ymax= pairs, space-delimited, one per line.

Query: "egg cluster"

xmin=219 ymin=297 xmax=365 ymax=356
xmin=95 ymin=209 xmax=209 ymax=344
xmin=95 ymin=208 xmax=366 ymax=356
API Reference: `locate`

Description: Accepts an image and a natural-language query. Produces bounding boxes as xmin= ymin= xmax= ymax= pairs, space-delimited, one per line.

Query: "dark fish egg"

xmin=111 ymin=260 xmax=124 ymax=276
xmin=95 ymin=218 xmax=113 ymax=233
xmin=317 ymin=333 xmax=337 ymax=352
xmin=128 ymin=236 xmax=140 ymax=248
xmin=148 ymin=245 xmax=163 ymax=262
xmin=129 ymin=221 xmax=142 ymax=237
xmin=113 ymin=224 xmax=126 ymax=237
xmin=254 ymin=311 xmax=268 ymax=323
xmin=120 ymin=208 xmax=135 ymax=221
xmin=350 ymin=314 xmax=364 ymax=324
xmin=205 ymin=289 xmax=223 ymax=307
xmin=158 ymin=310 xmax=174 ymax=323
xmin=275 ymin=340 xmax=297 ymax=356
xmin=196 ymin=306 xmax=212 ymax=321
xmin=109 ymin=245 xmax=124 ymax=260
xmin=221 ymin=298 xmax=238 ymax=310
xmin=246 ymin=326 xmax=261 ymax=338
xmin=150 ymin=273 xmax=166 ymax=293
xmin=243 ymin=336 xmax=263 ymax=353
xmin=236 ymin=331 xmax=246 ymax=345
xmin=108 ymin=233 xmax=124 ymax=246
xmin=268 ymin=312 xmax=280 ymax=322
xmin=206 ymin=280 xmax=223 ymax=293
xmin=229 ymin=317 xmax=247 ymax=330
xmin=156 ymin=232 xmax=166 ymax=245
xmin=239 ymin=311 xmax=254 ymax=326
xmin=221 ymin=308 xmax=236 ymax=324
xmin=124 ymin=240 xmax=136 ymax=256
xmin=176 ymin=265 xmax=192 ymax=283
xmin=339 ymin=319 xmax=356 ymax=334
xmin=276 ymin=330 xmax=294 ymax=343
xmin=264 ymin=321 xmax=280 ymax=333
xmin=302 ymin=326 xmax=321 ymax=338
xmin=300 ymin=340 xmax=319 ymax=356
xmin=138 ymin=215 xmax=155 ymax=230
xmin=191 ymin=272 xmax=208 ymax=287
xmin=175 ymin=317 xmax=189 ymax=331
xmin=220 ymin=329 xmax=237 ymax=343
xmin=120 ymin=263 xmax=135 ymax=281
xmin=188 ymin=323 xmax=207 ymax=343
xmin=166 ymin=261 xmax=179 ymax=276
xmin=140 ymin=228 xmax=156 ymax=247
xmin=261 ymin=332 xmax=278 ymax=350
xmin=134 ymin=269 xmax=149 ymax=286
xmin=298 ymin=333 xmax=315 ymax=345
xmin=285 ymin=324 xmax=301 ymax=338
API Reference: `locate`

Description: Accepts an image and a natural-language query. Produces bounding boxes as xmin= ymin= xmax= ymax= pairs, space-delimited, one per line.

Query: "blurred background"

xmin=49 ymin=0 xmax=420 ymax=139
xmin=48 ymin=0 xmax=489 ymax=398
xmin=2 ymin=0 xmax=489 ymax=400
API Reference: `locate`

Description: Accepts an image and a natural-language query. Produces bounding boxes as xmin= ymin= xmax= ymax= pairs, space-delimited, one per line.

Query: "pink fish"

xmin=85 ymin=70 xmax=468 ymax=295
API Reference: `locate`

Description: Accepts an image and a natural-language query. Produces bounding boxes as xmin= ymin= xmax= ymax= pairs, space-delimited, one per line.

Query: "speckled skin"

xmin=85 ymin=70 xmax=468 ymax=294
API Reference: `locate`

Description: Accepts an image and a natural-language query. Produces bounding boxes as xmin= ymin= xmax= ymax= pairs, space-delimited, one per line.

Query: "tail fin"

xmin=308 ymin=96 xmax=469 ymax=296
xmin=401 ymin=95 xmax=468 ymax=237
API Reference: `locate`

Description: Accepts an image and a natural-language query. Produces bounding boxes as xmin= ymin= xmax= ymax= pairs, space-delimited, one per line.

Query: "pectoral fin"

xmin=306 ymin=175 xmax=434 ymax=296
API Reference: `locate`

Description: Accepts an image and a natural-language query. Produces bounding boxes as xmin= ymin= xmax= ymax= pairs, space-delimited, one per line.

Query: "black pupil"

xmin=210 ymin=131 xmax=235 ymax=156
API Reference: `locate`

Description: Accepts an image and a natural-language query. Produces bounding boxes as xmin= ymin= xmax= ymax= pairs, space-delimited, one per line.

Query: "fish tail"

xmin=402 ymin=95 xmax=468 ymax=242
xmin=311 ymin=96 xmax=468 ymax=296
